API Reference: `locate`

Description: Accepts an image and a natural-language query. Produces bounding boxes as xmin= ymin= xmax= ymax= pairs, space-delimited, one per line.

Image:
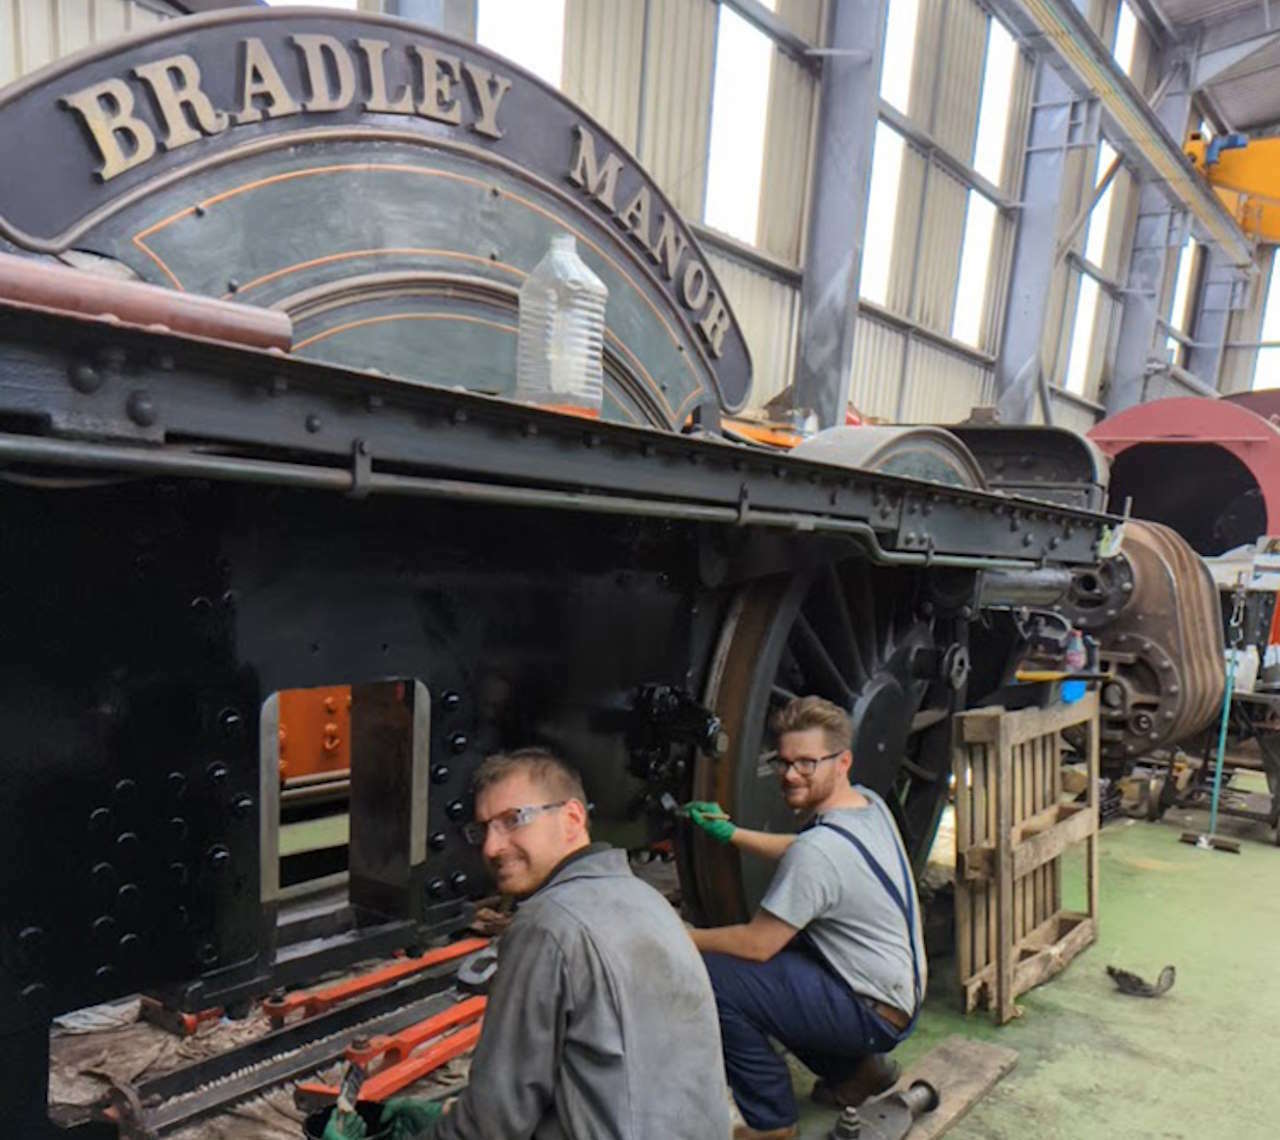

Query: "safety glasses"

xmin=462 ymin=801 xmax=567 ymax=846
xmin=768 ymin=750 xmax=843 ymax=777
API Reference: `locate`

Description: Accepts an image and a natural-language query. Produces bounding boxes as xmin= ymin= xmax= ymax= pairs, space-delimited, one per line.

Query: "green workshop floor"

xmin=794 ymin=795 xmax=1280 ymax=1140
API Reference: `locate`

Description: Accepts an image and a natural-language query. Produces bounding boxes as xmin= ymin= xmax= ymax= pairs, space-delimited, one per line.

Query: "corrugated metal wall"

xmin=757 ymin=48 xmax=815 ymax=265
xmin=561 ymin=0 xmax=645 ymax=151
xmin=898 ymin=338 xmax=995 ymax=422
xmin=707 ymin=252 xmax=799 ymax=406
xmin=848 ymin=314 xmax=906 ymax=423
xmin=634 ymin=0 xmax=717 ymax=223
xmin=0 ymin=0 xmax=169 ymax=83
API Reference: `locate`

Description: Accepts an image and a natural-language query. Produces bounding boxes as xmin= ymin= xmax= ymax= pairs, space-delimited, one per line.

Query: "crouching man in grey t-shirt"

xmin=687 ymin=696 xmax=926 ymax=1140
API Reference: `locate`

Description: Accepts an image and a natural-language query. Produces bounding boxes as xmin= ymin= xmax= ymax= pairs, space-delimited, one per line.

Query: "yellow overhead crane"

xmin=1186 ymin=131 xmax=1280 ymax=243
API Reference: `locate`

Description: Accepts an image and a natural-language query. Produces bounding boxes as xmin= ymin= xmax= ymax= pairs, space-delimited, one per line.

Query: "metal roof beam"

xmin=994 ymin=58 xmax=1084 ymax=424
xmin=1193 ymin=5 xmax=1280 ymax=89
xmin=792 ymin=0 xmax=888 ymax=428
xmin=1193 ymin=2 xmax=1280 ymax=79
xmin=987 ymin=0 xmax=1253 ymax=266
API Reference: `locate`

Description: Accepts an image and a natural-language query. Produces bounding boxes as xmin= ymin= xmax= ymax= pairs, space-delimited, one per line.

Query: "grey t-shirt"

xmin=759 ymin=787 xmax=927 ymax=1014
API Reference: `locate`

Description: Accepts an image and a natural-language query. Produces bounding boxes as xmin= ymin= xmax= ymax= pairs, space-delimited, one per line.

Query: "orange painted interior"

xmin=277 ymin=685 xmax=352 ymax=781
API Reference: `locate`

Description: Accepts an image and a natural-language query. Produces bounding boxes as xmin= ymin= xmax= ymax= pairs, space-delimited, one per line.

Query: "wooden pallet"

xmin=953 ymin=692 xmax=1099 ymax=1024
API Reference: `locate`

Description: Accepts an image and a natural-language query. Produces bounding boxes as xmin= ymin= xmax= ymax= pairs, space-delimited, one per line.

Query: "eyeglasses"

xmin=768 ymin=751 xmax=843 ymax=777
xmin=462 ymin=801 xmax=566 ymax=846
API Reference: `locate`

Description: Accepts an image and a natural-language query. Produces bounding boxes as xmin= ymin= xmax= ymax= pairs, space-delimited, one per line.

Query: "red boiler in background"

xmin=1089 ymin=392 xmax=1280 ymax=555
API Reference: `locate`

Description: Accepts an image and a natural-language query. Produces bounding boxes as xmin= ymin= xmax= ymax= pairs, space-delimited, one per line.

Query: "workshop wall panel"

xmin=913 ymin=164 xmax=968 ymax=336
xmin=1048 ymin=390 xmax=1102 ymax=434
xmin=930 ymin=0 xmax=986 ymax=164
xmin=0 ymin=0 xmax=171 ymax=84
xmin=562 ymin=0 xmax=646 ymax=152
xmin=773 ymin=0 xmax=825 ymax=43
xmin=899 ymin=338 xmax=994 ymax=424
xmin=848 ymin=313 xmax=907 ymax=422
xmin=707 ymin=252 xmax=799 ymax=410
xmin=637 ymin=0 xmax=717 ymax=222
xmin=757 ymin=47 xmax=816 ymax=264
xmin=885 ymin=142 xmax=927 ymax=319
xmin=983 ymin=210 xmax=1018 ymax=356
xmin=906 ymin=0 xmax=941 ymax=127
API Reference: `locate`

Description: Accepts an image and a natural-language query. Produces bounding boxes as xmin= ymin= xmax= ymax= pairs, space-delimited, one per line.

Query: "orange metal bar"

xmin=346 ymin=996 xmax=487 ymax=1068
xmin=264 ymin=938 xmax=488 ymax=1026
xmin=360 ymin=1020 xmax=483 ymax=1101
xmin=294 ymin=1001 xmax=485 ymax=1104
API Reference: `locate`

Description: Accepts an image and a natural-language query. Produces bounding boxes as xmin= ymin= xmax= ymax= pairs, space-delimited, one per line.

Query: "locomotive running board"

xmin=0 ymin=295 xmax=1113 ymax=570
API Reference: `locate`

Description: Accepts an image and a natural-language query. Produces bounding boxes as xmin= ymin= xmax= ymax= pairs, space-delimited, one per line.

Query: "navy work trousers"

xmin=703 ymin=944 xmax=902 ymax=1131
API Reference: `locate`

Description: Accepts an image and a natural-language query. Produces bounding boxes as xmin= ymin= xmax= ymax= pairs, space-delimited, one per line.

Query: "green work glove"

xmin=322 ymin=1111 xmax=367 ymax=1140
xmin=685 ymin=801 xmax=736 ymax=844
xmin=379 ymin=1097 xmax=445 ymax=1140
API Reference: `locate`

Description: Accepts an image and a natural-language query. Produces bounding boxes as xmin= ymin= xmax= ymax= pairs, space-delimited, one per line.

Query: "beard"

xmin=784 ymin=765 xmax=845 ymax=812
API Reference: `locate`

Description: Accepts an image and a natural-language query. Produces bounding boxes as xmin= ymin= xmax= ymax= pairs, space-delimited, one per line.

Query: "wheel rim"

xmin=692 ymin=558 xmax=969 ymax=924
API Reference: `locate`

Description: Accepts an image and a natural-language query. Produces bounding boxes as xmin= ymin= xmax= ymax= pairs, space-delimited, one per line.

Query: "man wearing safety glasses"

xmin=686 ymin=696 xmax=926 ymax=1140
xmin=419 ymin=746 xmax=730 ymax=1140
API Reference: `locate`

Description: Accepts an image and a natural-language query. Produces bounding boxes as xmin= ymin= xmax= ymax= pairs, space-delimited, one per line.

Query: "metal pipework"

xmin=0 ymin=251 xmax=293 ymax=351
xmin=978 ymin=568 xmax=1074 ymax=608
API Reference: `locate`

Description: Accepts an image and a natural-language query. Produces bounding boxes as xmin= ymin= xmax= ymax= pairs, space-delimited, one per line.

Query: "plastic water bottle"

xmin=515 ymin=233 xmax=608 ymax=415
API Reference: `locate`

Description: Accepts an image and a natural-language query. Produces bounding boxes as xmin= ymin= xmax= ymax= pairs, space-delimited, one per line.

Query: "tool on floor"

xmin=1181 ymin=588 xmax=1245 ymax=855
xmin=294 ymin=996 xmax=486 ymax=1111
xmin=264 ymin=938 xmax=489 ymax=1026
xmin=139 ymin=995 xmax=224 ymax=1037
xmin=1106 ymin=964 xmax=1175 ymax=997
xmin=336 ymin=1060 xmax=365 ymax=1115
xmin=827 ymin=1080 xmax=939 ymax=1140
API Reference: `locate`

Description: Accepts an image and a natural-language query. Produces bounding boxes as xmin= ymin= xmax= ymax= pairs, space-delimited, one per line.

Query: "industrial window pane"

xmin=703 ymin=4 xmax=775 ymax=244
xmin=1165 ymin=239 xmax=1199 ymax=361
xmin=972 ymin=17 xmax=1017 ymax=185
xmin=1112 ymin=1 xmax=1138 ymax=77
xmin=477 ymin=0 xmax=566 ymax=87
xmin=952 ymin=191 xmax=998 ymax=347
xmin=879 ymin=0 xmax=920 ymax=114
xmin=1253 ymin=261 xmax=1280 ymax=390
xmin=1064 ymin=276 xmax=1100 ymax=396
xmin=860 ymin=122 xmax=906 ymax=307
xmin=1257 ymin=348 xmax=1280 ymax=389
xmin=1083 ymin=141 xmax=1119 ymax=266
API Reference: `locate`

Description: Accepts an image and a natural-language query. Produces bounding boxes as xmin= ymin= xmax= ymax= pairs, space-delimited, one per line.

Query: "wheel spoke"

xmin=847 ymin=565 xmax=881 ymax=671
xmin=821 ymin=564 xmax=869 ymax=689
xmin=789 ymin=614 xmax=855 ymax=705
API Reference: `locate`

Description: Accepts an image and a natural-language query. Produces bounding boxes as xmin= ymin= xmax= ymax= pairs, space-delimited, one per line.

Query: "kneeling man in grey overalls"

xmin=687 ymin=696 xmax=926 ymax=1140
